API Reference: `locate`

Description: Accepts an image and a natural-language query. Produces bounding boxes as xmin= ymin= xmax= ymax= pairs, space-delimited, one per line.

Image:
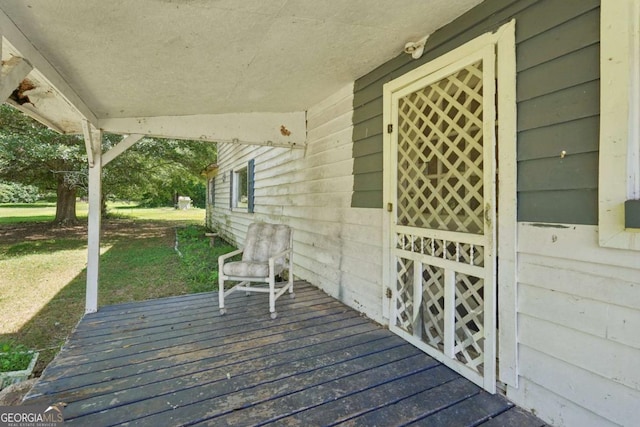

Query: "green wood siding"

xmin=518 ymin=116 xmax=599 ymax=161
xmin=625 ymin=200 xmax=640 ymax=229
xmin=517 ymin=81 xmax=599 ymax=131
xmin=351 ymin=0 xmax=601 ymax=225
xmin=518 ymin=189 xmax=598 ymax=225
xmin=517 ymin=153 xmax=598 ymax=192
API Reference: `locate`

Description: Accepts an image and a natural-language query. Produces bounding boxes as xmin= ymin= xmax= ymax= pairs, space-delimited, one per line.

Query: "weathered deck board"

xmin=24 ymin=282 xmax=546 ymax=426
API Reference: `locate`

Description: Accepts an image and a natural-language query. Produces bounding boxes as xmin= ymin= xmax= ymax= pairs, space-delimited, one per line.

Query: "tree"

xmin=0 ymin=104 xmax=88 ymax=224
xmin=0 ymin=104 xmax=217 ymax=223
xmin=104 ymin=137 xmax=217 ymax=208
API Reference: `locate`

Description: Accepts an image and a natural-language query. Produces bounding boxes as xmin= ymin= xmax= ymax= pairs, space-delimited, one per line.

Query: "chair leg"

xmin=288 ymin=254 xmax=295 ymax=299
xmin=218 ymin=274 xmax=226 ymax=315
xmin=268 ymin=274 xmax=276 ymax=319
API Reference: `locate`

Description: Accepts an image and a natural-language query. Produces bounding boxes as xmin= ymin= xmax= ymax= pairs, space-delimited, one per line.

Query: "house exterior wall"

xmin=352 ymin=0 xmax=600 ymax=225
xmin=209 ymin=84 xmax=385 ymax=322
xmin=210 ymin=0 xmax=640 ymax=425
xmin=511 ymin=222 xmax=639 ymax=427
xmin=349 ymin=0 xmax=638 ymax=426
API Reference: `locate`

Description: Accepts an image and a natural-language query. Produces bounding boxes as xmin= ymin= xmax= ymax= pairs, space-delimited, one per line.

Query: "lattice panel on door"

xmin=396 ymin=232 xmax=485 ymax=267
xmin=396 ymin=60 xmax=485 ymax=234
xmin=395 ymin=257 xmax=415 ymax=334
xmin=454 ymin=272 xmax=485 ymax=374
xmin=394 ymin=234 xmax=487 ymax=375
xmin=421 ymin=264 xmax=445 ymax=350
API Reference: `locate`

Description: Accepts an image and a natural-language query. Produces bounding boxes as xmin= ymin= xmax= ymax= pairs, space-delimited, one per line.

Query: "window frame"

xmin=599 ymin=0 xmax=640 ymax=250
xmin=232 ymin=166 xmax=249 ymax=211
xmin=230 ymin=159 xmax=255 ymax=213
xmin=208 ymin=177 xmax=215 ymax=206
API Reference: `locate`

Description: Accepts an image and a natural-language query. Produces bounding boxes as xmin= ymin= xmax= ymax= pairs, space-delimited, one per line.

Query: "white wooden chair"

xmin=218 ymin=222 xmax=294 ymax=319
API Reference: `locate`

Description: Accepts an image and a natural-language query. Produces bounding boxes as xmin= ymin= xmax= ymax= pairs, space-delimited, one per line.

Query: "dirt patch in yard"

xmin=0 ymin=222 xmax=87 ymax=245
xmin=0 ymin=219 xmax=174 ymax=246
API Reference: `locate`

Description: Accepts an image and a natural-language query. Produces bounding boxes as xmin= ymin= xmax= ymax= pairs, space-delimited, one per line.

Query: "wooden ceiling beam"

xmin=99 ymin=112 xmax=307 ymax=149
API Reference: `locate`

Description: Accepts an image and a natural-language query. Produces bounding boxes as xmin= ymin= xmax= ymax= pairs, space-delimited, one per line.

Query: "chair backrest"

xmin=242 ymin=222 xmax=292 ymax=263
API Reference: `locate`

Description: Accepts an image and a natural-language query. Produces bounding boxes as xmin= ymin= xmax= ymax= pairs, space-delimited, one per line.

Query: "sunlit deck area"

xmin=24 ymin=282 xmax=545 ymax=426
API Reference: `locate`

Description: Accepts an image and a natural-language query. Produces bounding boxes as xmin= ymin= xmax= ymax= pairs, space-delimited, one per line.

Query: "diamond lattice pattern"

xmin=454 ymin=273 xmax=485 ymax=373
xmin=421 ymin=264 xmax=445 ymax=349
xmin=395 ymin=257 xmax=415 ymax=333
xmin=397 ymin=61 xmax=484 ymax=234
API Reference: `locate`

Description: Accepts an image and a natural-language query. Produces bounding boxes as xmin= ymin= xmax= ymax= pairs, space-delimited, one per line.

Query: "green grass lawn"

xmin=0 ymin=201 xmax=205 ymax=224
xmin=0 ymin=202 xmax=234 ymax=377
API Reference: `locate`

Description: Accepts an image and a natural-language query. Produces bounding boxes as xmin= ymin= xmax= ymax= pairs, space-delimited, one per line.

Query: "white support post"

xmin=84 ymin=124 xmax=103 ymax=314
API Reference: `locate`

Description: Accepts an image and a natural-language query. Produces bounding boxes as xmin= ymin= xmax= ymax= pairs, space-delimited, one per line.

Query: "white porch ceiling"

xmin=0 ymin=0 xmax=482 ymax=140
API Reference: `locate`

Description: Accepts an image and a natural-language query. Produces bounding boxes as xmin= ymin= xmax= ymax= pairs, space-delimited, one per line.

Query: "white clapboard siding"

xmin=510 ymin=222 xmax=640 ymax=427
xmin=518 ymin=223 xmax=640 ymax=268
xmin=517 ymin=346 xmax=638 ymax=427
xmin=307 ymin=87 xmax=354 ymax=130
xmin=519 ymin=256 xmax=640 ymax=306
xmin=519 ymin=313 xmax=640 ymax=391
xmin=519 ymin=265 xmax=640 ymax=349
xmin=512 ymin=377 xmax=619 ymax=427
xmin=518 ymin=283 xmax=612 ymax=340
xmin=210 ymin=83 xmax=385 ymax=321
xmin=259 ymin=153 xmax=353 ymax=186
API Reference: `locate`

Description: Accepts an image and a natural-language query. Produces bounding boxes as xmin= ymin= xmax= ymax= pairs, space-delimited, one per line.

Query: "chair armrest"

xmin=218 ymin=248 xmax=244 ymax=271
xmin=219 ymin=248 xmax=244 ymax=261
xmin=268 ymin=247 xmax=292 ymax=265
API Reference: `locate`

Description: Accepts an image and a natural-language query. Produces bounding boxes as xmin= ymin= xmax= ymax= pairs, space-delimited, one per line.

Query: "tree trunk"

xmin=54 ymin=178 xmax=78 ymax=225
xmin=101 ymin=194 xmax=108 ymax=218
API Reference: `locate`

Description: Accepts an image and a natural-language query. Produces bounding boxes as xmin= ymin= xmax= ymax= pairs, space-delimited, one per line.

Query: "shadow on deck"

xmin=24 ymin=282 xmax=546 ymax=426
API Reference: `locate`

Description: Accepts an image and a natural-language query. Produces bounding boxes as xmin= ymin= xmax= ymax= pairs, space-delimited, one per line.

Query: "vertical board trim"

xmin=248 ymin=159 xmax=255 ymax=213
xmin=599 ymin=0 xmax=640 ymax=251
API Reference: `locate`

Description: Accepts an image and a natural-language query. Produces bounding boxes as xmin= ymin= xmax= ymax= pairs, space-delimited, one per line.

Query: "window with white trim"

xmin=232 ymin=166 xmax=248 ymax=209
xmin=230 ymin=159 xmax=255 ymax=213
xmin=599 ymin=0 xmax=640 ymax=250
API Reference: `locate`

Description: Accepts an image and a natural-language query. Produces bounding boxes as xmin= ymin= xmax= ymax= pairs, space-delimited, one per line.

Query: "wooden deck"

xmin=24 ymin=282 xmax=546 ymax=426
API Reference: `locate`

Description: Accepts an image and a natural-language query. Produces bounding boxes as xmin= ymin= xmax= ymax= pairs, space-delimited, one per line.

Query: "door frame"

xmin=381 ymin=20 xmax=518 ymax=389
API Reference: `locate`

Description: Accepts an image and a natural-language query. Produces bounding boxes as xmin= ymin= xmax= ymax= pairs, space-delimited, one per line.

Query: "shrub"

xmin=176 ymin=225 xmax=236 ymax=293
xmin=0 ymin=341 xmax=33 ymax=372
xmin=0 ymin=181 xmax=41 ymax=203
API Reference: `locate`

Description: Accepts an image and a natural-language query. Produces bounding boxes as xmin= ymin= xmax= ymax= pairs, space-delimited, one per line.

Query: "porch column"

xmin=83 ymin=120 xmax=103 ymax=313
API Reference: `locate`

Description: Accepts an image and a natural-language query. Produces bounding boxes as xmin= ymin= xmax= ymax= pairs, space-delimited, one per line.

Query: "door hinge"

xmin=387 ymin=124 xmax=393 ymax=134
xmin=386 ymin=287 xmax=393 ymax=299
xmin=386 ymin=202 xmax=393 ymax=212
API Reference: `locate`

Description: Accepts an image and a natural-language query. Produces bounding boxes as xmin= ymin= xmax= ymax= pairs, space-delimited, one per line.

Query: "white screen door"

xmin=385 ymin=42 xmax=497 ymax=392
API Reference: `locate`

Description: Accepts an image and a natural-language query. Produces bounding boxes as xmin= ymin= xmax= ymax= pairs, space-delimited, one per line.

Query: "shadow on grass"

xmin=3 ymin=239 xmax=87 ymax=257
xmin=110 ymin=205 xmax=142 ymax=210
xmin=0 ymin=221 xmax=88 ymax=257
xmin=0 ymin=203 xmax=56 ymax=209
xmin=0 ymin=216 xmax=56 ymax=224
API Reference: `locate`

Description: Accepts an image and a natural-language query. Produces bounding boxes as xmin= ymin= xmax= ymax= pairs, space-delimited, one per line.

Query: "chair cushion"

xmin=223 ymin=261 xmax=284 ymax=278
xmin=242 ymin=223 xmax=291 ymax=266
